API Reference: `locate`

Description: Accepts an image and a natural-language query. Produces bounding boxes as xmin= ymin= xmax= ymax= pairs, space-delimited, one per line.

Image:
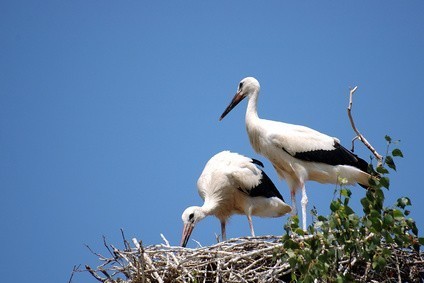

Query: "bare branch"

xmin=347 ymin=86 xmax=383 ymax=165
xmin=120 ymin=228 xmax=131 ymax=250
xmin=85 ymin=265 xmax=106 ymax=282
xmin=68 ymin=264 xmax=80 ymax=283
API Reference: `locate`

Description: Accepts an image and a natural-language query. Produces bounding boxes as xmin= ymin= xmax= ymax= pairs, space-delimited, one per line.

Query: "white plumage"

xmin=180 ymin=151 xmax=291 ymax=247
xmin=220 ymin=77 xmax=371 ymax=230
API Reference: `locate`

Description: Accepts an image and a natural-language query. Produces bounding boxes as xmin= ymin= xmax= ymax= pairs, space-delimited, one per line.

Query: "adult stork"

xmin=180 ymin=150 xmax=291 ymax=247
xmin=219 ymin=77 xmax=372 ymax=231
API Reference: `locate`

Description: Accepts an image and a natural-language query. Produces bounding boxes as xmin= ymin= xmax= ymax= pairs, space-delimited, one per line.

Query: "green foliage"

xmin=279 ymin=136 xmax=422 ymax=282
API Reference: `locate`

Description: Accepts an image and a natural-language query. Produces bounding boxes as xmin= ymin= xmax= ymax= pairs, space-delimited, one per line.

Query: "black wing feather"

xmin=251 ymin=158 xmax=264 ymax=168
xmin=289 ymin=141 xmax=369 ymax=173
xmin=243 ymin=162 xmax=285 ymax=202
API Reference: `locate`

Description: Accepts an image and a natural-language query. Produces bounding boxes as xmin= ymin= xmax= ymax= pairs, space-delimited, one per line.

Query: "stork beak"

xmin=219 ymin=91 xmax=245 ymax=121
xmin=180 ymin=222 xmax=195 ymax=247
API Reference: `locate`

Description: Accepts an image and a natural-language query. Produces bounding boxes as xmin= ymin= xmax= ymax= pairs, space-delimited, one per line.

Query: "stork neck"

xmin=246 ymin=92 xmax=259 ymax=128
xmin=201 ymin=200 xmax=217 ymax=216
xmin=245 ymin=92 xmax=263 ymax=154
xmin=245 ymin=92 xmax=259 ymax=125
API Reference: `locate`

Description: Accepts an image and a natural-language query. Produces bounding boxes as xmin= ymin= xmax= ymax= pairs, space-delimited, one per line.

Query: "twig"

xmin=133 ymin=238 xmax=164 ymax=283
xmin=103 ymin=235 xmax=115 ymax=259
xmin=85 ymin=244 xmax=108 ymax=261
xmin=160 ymin=233 xmax=170 ymax=247
xmin=130 ymin=238 xmax=146 ymax=283
xmin=192 ymin=239 xmax=203 ymax=247
xmin=85 ymin=265 xmax=106 ymax=282
xmin=68 ymin=264 xmax=80 ymax=283
xmin=347 ymin=86 xmax=383 ymax=165
xmin=395 ymin=255 xmax=402 ymax=283
xmin=120 ymin=228 xmax=131 ymax=250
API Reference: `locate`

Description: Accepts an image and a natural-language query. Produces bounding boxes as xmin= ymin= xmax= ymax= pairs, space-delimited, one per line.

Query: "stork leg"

xmin=247 ymin=214 xmax=255 ymax=237
xmin=220 ymin=221 xmax=227 ymax=241
xmin=300 ymin=183 xmax=308 ymax=231
xmin=290 ymin=190 xmax=297 ymax=216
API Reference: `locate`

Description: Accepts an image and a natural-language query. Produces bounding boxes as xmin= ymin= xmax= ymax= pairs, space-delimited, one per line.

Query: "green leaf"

xmin=284 ymin=239 xmax=300 ymax=250
xmin=340 ymin=188 xmax=352 ymax=197
xmin=408 ymin=219 xmax=419 ymax=236
xmin=295 ymin=228 xmax=305 ymax=236
xmin=392 ymin=148 xmax=404 ymax=157
xmin=385 ymin=156 xmax=396 ymax=171
xmin=344 ymin=205 xmax=355 ymax=216
xmin=370 ymin=217 xmax=382 ymax=231
xmin=393 ymin=209 xmax=404 ymax=220
xmin=385 ymin=135 xmax=392 ymax=142
xmin=380 ymin=177 xmax=390 ymax=189
xmin=361 ymin=197 xmax=371 ymax=213
xmin=412 ymin=225 xmax=419 ymax=236
xmin=383 ymin=214 xmax=394 ymax=226
xmin=376 ymin=165 xmax=389 ymax=174
xmin=419 ymin=237 xmax=424 ymax=245
xmin=396 ymin=197 xmax=411 ymax=209
xmin=372 ymin=255 xmax=386 ymax=270
xmin=303 ymin=275 xmax=314 ymax=283
xmin=317 ymin=215 xmax=328 ymax=222
xmin=330 ymin=200 xmax=341 ymax=212
xmin=288 ymin=256 xmax=298 ymax=268
xmin=375 ymin=188 xmax=385 ymax=202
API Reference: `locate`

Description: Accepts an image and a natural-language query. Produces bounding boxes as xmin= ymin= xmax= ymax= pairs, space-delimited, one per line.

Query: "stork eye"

xmin=188 ymin=213 xmax=194 ymax=221
xmin=239 ymin=82 xmax=244 ymax=89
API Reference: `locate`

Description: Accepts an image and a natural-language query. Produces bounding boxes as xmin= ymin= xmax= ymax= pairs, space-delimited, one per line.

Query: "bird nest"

xmin=79 ymin=233 xmax=424 ymax=283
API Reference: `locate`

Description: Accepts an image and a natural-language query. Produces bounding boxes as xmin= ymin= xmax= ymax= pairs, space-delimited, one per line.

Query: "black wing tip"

xmin=248 ymin=169 xmax=285 ymax=202
xmin=251 ymin=158 xmax=264 ymax=168
xmin=293 ymin=142 xmax=370 ymax=173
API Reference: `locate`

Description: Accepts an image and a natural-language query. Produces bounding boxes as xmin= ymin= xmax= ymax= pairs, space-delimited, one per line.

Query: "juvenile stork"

xmin=180 ymin=151 xmax=291 ymax=247
xmin=219 ymin=77 xmax=371 ymax=231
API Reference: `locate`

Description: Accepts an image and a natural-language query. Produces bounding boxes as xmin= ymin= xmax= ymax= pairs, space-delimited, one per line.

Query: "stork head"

xmin=219 ymin=77 xmax=260 ymax=121
xmin=180 ymin=206 xmax=206 ymax=247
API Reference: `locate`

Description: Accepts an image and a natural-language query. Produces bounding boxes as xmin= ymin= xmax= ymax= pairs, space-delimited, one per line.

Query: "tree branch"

xmin=347 ymin=86 xmax=383 ymax=165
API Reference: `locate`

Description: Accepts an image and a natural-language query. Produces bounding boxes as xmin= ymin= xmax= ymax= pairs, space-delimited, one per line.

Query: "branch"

xmin=347 ymin=86 xmax=383 ymax=165
xmin=85 ymin=265 xmax=106 ymax=282
xmin=68 ymin=264 xmax=80 ymax=283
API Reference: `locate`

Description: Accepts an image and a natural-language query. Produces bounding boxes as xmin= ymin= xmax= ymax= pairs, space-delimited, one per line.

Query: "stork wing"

xmin=247 ymin=169 xmax=285 ymax=201
xmin=233 ymin=159 xmax=285 ymax=202
xmin=268 ymin=122 xmax=368 ymax=171
xmin=268 ymin=122 xmax=337 ymax=154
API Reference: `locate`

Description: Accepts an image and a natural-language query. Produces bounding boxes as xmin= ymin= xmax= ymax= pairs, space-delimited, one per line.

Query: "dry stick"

xmin=158 ymin=235 xmax=195 ymax=279
xmin=363 ymin=261 xmax=371 ymax=282
xmin=131 ymin=238 xmax=147 ymax=283
xmin=85 ymin=244 xmax=107 ymax=261
xmin=120 ymin=228 xmax=131 ymax=250
xmin=68 ymin=264 xmax=80 ymax=283
xmin=111 ymin=245 xmax=137 ymax=274
xmin=395 ymin=255 xmax=402 ymax=283
xmin=133 ymin=238 xmax=164 ymax=283
xmin=85 ymin=265 xmax=106 ymax=282
xmin=347 ymin=86 xmax=383 ymax=165
xmin=98 ymin=268 xmax=113 ymax=280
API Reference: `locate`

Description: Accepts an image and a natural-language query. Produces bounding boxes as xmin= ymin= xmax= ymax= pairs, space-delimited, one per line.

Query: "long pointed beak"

xmin=180 ymin=223 xmax=195 ymax=247
xmin=219 ymin=91 xmax=245 ymax=121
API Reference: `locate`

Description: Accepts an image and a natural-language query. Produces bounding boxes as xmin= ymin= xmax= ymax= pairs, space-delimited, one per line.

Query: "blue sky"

xmin=1 ymin=1 xmax=423 ymax=282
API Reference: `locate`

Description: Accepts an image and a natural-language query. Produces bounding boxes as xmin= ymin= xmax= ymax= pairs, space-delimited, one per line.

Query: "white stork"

xmin=219 ymin=77 xmax=372 ymax=231
xmin=180 ymin=151 xmax=291 ymax=247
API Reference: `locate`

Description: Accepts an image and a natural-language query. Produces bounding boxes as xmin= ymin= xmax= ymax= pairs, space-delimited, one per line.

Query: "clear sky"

xmin=1 ymin=1 xmax=423 ymax=282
